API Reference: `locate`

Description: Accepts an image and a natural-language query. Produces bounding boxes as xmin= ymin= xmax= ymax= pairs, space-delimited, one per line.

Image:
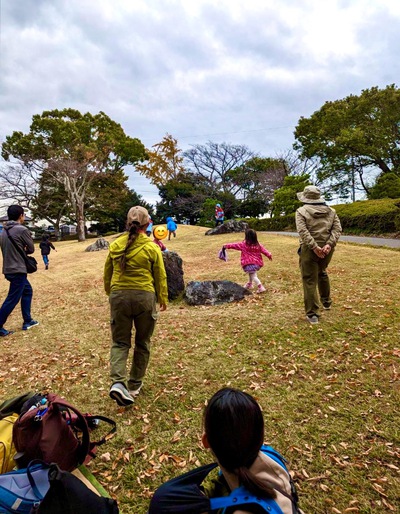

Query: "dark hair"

xmin=7 ymin=205 xmax=24 ymax=221
xmin=119 ymin=220 xmax=145 ymax=272
xmin=245 ymin=229 xmax=259 ymax=246
xmin=204 ymin=388 xmax=276 ymax=499
xmin=42 ymin=234 xmax=50 ymax=242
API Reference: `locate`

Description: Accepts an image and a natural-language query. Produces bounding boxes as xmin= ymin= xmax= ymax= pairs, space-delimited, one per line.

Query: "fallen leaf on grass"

xmin=171 ymin=430 xmax=181 ymax=443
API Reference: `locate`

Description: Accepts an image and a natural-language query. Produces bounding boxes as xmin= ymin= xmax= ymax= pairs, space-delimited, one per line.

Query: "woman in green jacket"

xmin=104 ymin=206 xmax=168 ymax=406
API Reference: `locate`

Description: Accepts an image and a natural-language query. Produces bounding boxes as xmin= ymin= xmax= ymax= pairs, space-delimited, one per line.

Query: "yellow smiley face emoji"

xmin=153 ymin=225 xmax=168 ymax=240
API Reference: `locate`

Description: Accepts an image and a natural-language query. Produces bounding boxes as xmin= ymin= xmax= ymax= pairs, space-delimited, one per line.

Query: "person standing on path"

xmin=104 ymin=206 xmax=168 ymax=406
xmin=0 ymin=205 xmax=39 ymax=337
xmin=295 ymin=186 xmax=342 ymax=325
xmin=39 ymin=234 xmax=56 ymax=270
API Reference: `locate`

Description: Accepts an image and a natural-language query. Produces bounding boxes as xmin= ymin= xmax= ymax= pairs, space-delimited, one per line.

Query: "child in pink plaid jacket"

xmin=223 ymin=229 xmax=272 ymax=293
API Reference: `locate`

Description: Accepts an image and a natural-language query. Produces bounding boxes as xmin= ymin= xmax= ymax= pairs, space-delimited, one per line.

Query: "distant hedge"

xmin=246 ymin=198 xmax=400 ymax=235
xmin=334 ymin=198 xmax=400 ymax=234
xmin=247 ymin=214 xmax=296 ymax=232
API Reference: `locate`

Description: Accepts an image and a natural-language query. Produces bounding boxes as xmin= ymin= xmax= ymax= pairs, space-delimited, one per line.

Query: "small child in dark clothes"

xmin=39 ymin=235 xmax=56 ymax=270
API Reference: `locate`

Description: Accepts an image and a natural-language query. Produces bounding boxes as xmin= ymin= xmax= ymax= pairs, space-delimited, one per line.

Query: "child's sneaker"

xmin=22 ymin=320 xmax=39 ymax=331
xmin=243 ymin=282 xmax=253 ymax=289
xmin=0 ymin=327 xmax=14 ymax=337
xmin=257 ymin=284 xmax=266 ymax=293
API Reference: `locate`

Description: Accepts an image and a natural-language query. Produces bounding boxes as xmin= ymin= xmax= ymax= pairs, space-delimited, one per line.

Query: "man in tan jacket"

xmin=295 ymin=186 xmax=342 ymax=324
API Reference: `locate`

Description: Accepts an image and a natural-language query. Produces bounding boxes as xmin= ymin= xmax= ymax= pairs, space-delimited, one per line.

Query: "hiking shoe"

xmin=0 ymin=328 xmax=14 ymax=337
xmin=45 ymin=264 xmax=49 ymax=270
xmin=257 ymin=284 xmax=266 ymax=293
xmin=22 ymin=320 xmax=39 ymax=331
xmin=129 ymin=384 xmax=143 ymax=398
xmin=243 ymin=282 xmax=253 ymax=289
xmin=323 ymin=303 xmax=331 ymax=310
xmin=109 ymin=383 xmax=134 ymax=406
xmin=306 ymin=315 xmax=319 ymax=325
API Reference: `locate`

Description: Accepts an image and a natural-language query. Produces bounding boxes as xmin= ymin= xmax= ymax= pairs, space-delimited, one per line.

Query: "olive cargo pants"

xmin=299 ymin=245 xmax=334 ymax=317
xmin=109 ymin=290 xmax=158 ymax=390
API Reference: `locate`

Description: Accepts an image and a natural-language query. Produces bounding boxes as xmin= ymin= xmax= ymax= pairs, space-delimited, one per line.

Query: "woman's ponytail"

xmin=236 ymin=466 xmax=276 ymax=499
xmin=120 ymin=222 xmax=140 ymax=272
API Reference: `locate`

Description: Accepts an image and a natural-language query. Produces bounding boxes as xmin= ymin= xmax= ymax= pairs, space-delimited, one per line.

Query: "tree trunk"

xmin=76 ymin=201 xmax=86 ymax=242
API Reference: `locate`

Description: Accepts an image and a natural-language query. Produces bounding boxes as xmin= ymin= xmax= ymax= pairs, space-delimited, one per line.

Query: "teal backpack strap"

xmin=209 ymin=485 xmax=284 ymax=513
xmin=261 ymin=445 xmax=289 ymax=472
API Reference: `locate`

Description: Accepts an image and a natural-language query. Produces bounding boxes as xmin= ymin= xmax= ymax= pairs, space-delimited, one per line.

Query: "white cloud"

xmin=1 ymin=0 xmax=399 ymax=205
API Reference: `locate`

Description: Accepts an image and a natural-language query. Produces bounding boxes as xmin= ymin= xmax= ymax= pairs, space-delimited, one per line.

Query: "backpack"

xmin=0 ymin=393 xmax=36 ymax=474
xmin=0 ymin=460 xmax=119 ymax=514
xmin=0 ymin=414 xmax=18 ymax=474
xmin=148 ymin=446 xmax=300 ymax=514
xmin=12 ymin=393 xmax=116 ymax=471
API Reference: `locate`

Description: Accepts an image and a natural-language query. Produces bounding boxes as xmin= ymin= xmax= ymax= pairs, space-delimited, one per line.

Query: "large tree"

xmin=271 ymin=174 xmax=311 ymax=216
xmin=0 ymin=160 xmax=39 ymax=209
xmin=184 ymin=141 xmax=254 ymax=195
xmin=294 ymin=84 xmax=400 ymax=199
xmin=2 ymin=109 xmax=146 ymax=241
xmin=0 ymin=159 xmax=67 ymax=237
xmin=230 ymin=156 xmax=288 ymax=216
xmin=156 ymin=172 xmax=212 ymax=224
xmin=135 ymin=133 xmax=185 ymax=187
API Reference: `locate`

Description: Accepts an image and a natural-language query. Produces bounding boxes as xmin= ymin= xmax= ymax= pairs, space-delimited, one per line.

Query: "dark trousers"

xmin=109 ymin=290 xmax=157 ymax=390
xmin=299 ymin=245 xmax=334 ymax=317
xmin=0 ymin=273 xmax=33 ymax=328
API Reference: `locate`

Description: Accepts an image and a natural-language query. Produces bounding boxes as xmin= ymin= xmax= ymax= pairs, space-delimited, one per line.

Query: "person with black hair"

xmin=0 ymin=205 xmax=39 ymax=337
xmin=149 ymin=388 xmax=302 ymax=514
xmin=39 ymin=234 xmax=56 ymax=270
xmin=104 ymin=206 xmax=168 ymax=407
xmin=223 ymin=229 xmax=272 ymax=293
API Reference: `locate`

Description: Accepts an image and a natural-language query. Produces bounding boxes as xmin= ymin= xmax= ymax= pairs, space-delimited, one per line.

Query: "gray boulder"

xmin=85 ymin=237 xmax=110 ymax=252
xmin=163 ymin=251 xmax=184 ymax=300
xmin=205 ymin=220 xmax=249 ymax=235
xmin=184 ymin=280 xmax=251 ymax=306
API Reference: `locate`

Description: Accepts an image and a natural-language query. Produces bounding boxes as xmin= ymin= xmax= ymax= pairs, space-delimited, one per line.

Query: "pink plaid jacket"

xmin=224 ymin=241 xmax=272 ymax=268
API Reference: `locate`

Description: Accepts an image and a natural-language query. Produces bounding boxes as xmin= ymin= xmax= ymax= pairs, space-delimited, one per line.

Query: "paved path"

xmin=267 ymin=232 xmax=400 ymax=249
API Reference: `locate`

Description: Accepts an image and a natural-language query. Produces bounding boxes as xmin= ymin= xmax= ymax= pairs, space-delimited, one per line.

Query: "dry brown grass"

xmin=1 ymin=225 xmax=399 ymax=513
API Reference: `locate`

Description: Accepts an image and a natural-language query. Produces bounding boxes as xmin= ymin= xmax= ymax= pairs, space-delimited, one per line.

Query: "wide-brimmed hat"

xmin=127 ymin=206 xmax=150 ymax=226
xmin=297 ymin=185 xmax=325 ymax=204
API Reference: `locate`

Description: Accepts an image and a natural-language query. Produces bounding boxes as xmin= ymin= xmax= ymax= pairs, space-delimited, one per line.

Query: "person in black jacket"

xmin=0 ymin=205 xmax=39 ymax=336
xmin=39 ymin=234 xmax=56 ymax=270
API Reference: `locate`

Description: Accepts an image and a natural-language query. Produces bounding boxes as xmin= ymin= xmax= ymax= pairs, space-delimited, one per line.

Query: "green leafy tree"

xmin=294 ymin=84 xmax=400 ymax=199
xmin=156 ymin=173 xmax=211 ymax=224
xmin=271 ymin=174 xmax=311 ymax=216
xmin=230 ymin=156 xmax=288 ymax=216
xmin=31 ymin=170 xmax=70 ymax=238
xmin=135 ymin=134 xmax=185 ymax=187
xmin=2 ymin=109 xmax=146 ymax=241
xmin=89 ymin=188 xmax=153 ymax=234
xmin=368 ymin=173 xmax=400 ymax=199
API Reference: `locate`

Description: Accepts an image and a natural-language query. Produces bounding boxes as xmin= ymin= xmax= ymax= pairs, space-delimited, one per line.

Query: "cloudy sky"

xmin=1 ymin=0 xmax=399 ymax=204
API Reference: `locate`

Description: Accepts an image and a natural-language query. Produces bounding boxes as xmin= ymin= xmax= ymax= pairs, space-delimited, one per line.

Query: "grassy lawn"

xmin=0 ymin=225 xmax=399 ymax=513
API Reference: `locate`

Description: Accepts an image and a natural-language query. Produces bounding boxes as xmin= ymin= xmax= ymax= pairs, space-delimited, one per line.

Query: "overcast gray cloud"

xmin=1 ymin=0 xmax=399 ymax=204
